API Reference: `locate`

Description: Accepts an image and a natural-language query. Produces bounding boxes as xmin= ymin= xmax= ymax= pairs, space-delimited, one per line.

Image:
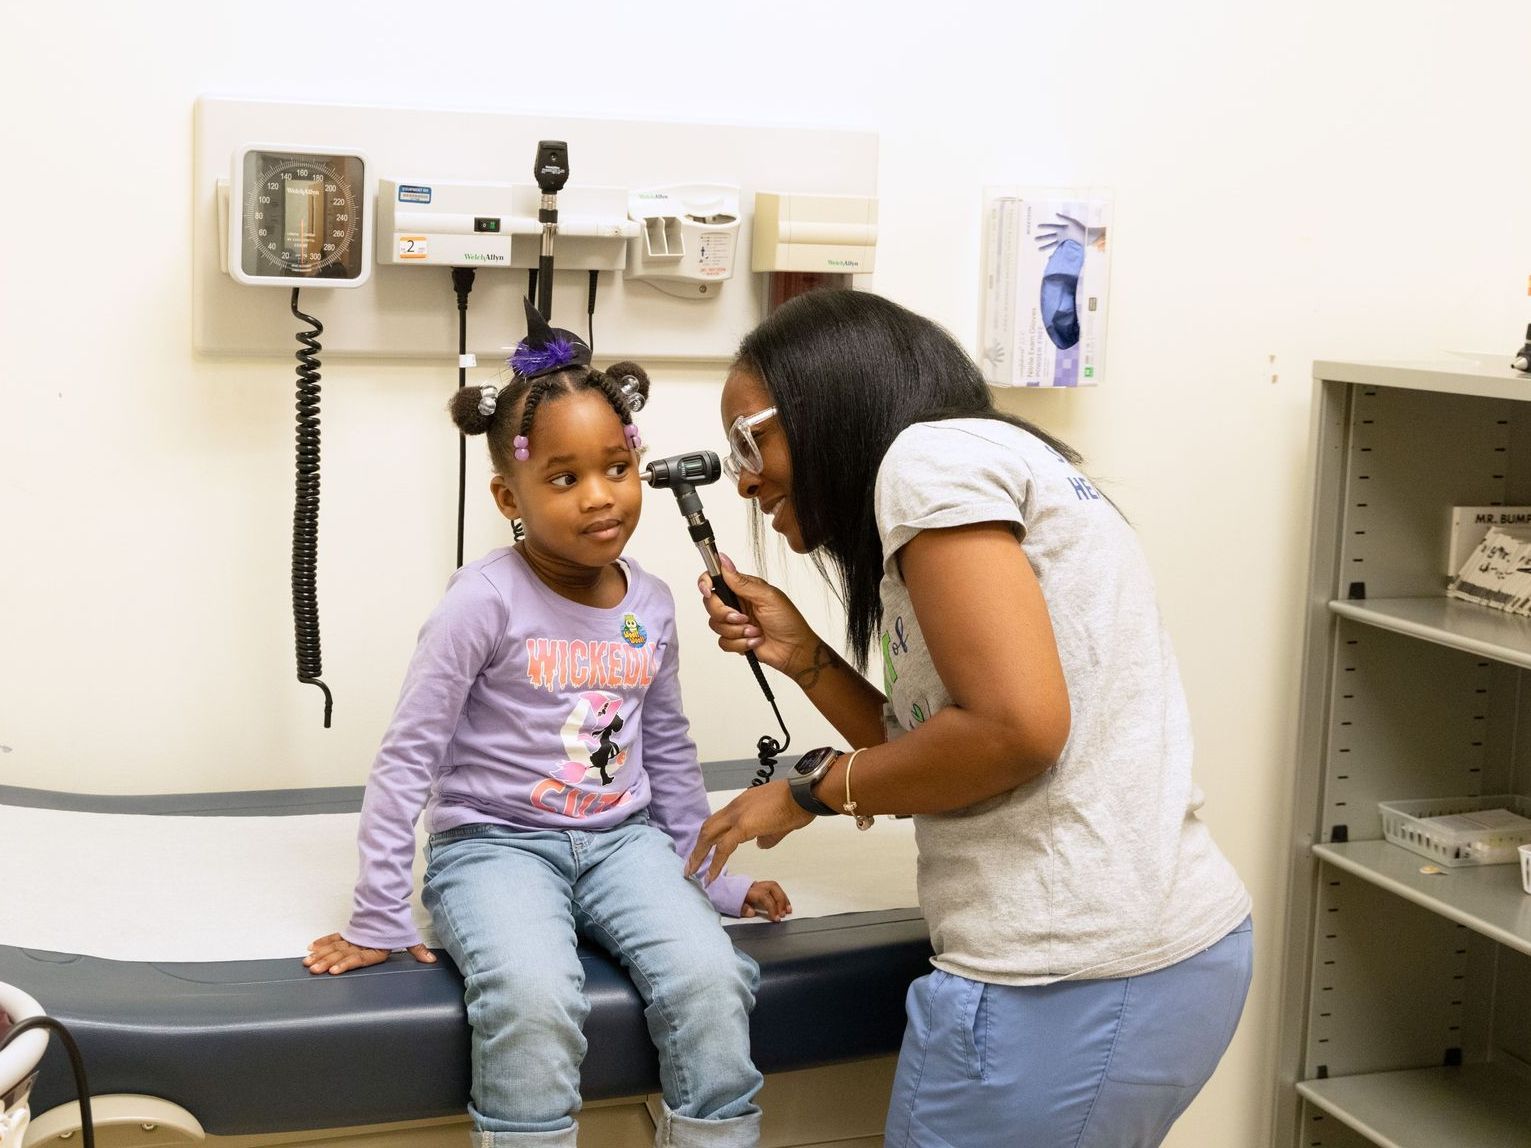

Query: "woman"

xmin=687 ymin=290 xmax=1251 ymax=1147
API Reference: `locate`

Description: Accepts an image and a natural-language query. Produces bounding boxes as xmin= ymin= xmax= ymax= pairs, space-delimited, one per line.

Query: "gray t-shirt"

xmin=875 ymin=419 xmax=1249 ymax=985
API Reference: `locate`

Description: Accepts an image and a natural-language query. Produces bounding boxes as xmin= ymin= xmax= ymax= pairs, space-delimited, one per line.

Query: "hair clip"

xmin=513 ymin=435 xmax=530 ymax=461
xmin=477 ymin=385 xmax=499 ymax=418
xmin=624 ymin=424 xmax=643 ymax=450
xmin=619 ymin=374 xmax=646 ymax=412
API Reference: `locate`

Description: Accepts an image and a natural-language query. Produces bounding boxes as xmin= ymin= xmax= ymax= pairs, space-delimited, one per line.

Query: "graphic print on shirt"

xmin=1042 ymin=440 xmax=1103 ymax=504
xmin=881 ymin=615 xmax=927 ymax=728
xmin=523 ymin=623 xmax=662 ymax=821
xmin=524 ymin=636 xmax=657 ymax=690
xmin=527 ymin=688 xmax=638 ymax=820
xmin=554 ymin=690 xmax=629 ymax=786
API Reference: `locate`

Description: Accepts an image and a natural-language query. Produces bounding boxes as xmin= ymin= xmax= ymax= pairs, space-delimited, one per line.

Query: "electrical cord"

xmin=452 ymin=268 xmax=477 ymax=570
xmin=0 ymin=1015 xmax=95 ymax=1147
xmin=510 ymin=269 xmax=540 ymax=549
xmin=587 ymin=270 xmax=599 ymax=350
xmin=707 ymin=576 xmax=789 ymax=786
xmin=750 ymin=702 xmax=790 ymax=788
xmin=291 ymin=289 xmax=333 ymax=728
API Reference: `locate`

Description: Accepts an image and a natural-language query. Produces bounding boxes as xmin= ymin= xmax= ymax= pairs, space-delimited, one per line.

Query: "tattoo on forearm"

xmin=792 ymin=642 xmax=837 ymax=690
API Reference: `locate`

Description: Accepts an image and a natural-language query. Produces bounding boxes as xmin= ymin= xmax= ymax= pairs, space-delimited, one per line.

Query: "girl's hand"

xmin=304 ymin=932 xmax=437 ymax=975
xmin=687 ymin=780 xmax=814 ymax=884
xmin=740 ymin=880 xmax=792 ymax=922
xmin=698 ymin=557 xmax=818 ymax=678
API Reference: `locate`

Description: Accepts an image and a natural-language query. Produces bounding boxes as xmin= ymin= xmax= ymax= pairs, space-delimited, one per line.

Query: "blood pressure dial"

xmin=230 ymin=147 xmax=371 ymax=287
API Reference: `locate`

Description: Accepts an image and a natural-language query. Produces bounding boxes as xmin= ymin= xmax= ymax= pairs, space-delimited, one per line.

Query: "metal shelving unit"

xmin=1274 ymin=361 xmax=1531 ymax=1148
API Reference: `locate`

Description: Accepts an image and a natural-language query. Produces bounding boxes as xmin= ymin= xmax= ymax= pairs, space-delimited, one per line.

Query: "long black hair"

xmin=734 ymin=289 xmax=1083 ymax=669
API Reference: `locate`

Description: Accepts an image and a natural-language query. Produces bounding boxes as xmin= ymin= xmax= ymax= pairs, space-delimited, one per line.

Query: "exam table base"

xmin=25 ymin=1057 xmax=896 ymax=1148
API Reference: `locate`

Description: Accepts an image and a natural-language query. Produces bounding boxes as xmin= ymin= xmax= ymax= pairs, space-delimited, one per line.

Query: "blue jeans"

xmin=423 ymin=817 xmax=763 ymax=1147
xmin=885 ymin=916 xmax=1253 ymax=1147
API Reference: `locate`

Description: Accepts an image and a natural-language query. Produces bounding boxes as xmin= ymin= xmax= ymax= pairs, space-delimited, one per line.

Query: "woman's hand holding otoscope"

xmin=642 ymin=452 xmax=770 ymax=692
xmin=643 ymin=451 xmax=791 ymax=779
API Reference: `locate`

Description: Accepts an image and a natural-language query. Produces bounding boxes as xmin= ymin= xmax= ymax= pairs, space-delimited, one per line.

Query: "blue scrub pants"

xmin=885 ymin=917 xmax=1252 ymax=1147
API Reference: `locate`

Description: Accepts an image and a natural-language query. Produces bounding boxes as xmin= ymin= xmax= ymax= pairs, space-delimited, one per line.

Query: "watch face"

xmin=793 ymin=747 xmax=838 ymax=776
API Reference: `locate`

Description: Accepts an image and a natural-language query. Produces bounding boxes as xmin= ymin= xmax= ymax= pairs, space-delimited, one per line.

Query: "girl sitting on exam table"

xmin=307 ymin=301 xmax=786 ymax=1148
xmin=688 ymin=289 xmax=1253 ymax=1148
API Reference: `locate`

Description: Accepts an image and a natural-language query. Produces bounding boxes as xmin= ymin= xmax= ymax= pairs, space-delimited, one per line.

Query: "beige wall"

xmin=5 ymin=2 xmax=1531 ymax=1144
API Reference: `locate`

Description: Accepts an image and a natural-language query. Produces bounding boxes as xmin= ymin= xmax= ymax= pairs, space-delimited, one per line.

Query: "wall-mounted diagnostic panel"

xmin=193 ymin=98 xmax=878 ymax=360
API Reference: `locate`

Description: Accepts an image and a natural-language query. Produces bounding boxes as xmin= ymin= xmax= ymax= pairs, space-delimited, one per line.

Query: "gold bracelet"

xmin=841 ymin=748 xmax=874 ymax=831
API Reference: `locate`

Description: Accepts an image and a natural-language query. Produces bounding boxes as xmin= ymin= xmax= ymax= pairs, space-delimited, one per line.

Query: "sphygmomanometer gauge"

xmin=231 ymin=147 xmax=371 ymax=287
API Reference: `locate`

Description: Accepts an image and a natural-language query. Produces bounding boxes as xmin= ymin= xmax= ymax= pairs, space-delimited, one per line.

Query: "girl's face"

xmin=721 ymin=367 xmax=804 ymax=553
xmin=491 ymin=391 xmax=642 ymax=571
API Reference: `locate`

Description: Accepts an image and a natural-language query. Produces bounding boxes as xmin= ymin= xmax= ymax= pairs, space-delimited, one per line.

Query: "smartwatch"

xmin=788 ymin=746 xmax=842 ymax=817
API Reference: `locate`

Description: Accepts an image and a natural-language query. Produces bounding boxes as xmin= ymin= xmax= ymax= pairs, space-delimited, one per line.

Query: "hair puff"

xmin=605 ymin=361 xmax=651 ymax=412
xmin=449 ymin=386 xmax=496 ymax=435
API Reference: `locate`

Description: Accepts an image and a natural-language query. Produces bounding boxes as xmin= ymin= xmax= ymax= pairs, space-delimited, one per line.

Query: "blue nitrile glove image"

xmin=1039 ymin=237 xmax=1084 ymax=349
xmin=1035 ymin=212 xmax=1106 ymax=254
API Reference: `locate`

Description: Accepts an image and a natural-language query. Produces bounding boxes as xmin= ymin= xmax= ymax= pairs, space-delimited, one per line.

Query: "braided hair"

xmin=449 ymin=361 xmax=652 ymax=476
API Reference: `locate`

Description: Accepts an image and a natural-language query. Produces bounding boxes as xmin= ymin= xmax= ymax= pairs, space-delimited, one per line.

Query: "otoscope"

xmin=643 ymin=450 xmax=791 ymax=785
xmin=533 ymin=140 xmax=569 ymax=319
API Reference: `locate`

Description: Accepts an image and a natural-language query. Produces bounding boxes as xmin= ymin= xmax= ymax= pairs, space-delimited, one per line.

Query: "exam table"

xmin=1 ymin=763 xmax=929 ymax=1147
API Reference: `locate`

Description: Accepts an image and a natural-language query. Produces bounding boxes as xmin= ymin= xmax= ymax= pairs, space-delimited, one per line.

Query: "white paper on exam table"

xmin=1 ymin=790 xmax=919 ymax=963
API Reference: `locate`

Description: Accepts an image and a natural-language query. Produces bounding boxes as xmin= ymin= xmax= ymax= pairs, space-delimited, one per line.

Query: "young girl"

xmin=307 ymin=301 xmax=787 ymax=1148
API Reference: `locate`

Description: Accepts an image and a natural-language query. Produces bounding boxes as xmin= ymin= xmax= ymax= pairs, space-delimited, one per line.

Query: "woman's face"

xmin=720 ymin=367 xmax=805 ymax=553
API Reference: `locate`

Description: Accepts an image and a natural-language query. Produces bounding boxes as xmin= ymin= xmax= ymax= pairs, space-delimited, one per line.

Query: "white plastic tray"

xmin=1378 ymin=794 xmax=1531 ymax=867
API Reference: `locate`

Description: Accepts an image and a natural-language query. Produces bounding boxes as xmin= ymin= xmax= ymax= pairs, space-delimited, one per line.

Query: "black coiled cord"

xmin=291 ymin=289 xmax=333 ymax=728
xmin=0 ymin=1014 xmax=95 ymax=1147
xmin=706 ymin=574 xmax=791 ymax=787
xmin=748 ymin=692 xmax=790 ymax=787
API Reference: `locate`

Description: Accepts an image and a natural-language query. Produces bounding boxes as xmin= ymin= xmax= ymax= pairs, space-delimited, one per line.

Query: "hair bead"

xmin=620 ymin=374 xmax=646 ymax=412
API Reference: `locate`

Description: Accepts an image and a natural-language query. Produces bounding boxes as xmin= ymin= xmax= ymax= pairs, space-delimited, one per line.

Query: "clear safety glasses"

xmin=722 ymin=407 xmax=777 ymax=480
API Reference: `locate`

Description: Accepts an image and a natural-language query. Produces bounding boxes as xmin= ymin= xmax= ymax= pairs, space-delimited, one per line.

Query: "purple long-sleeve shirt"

xmin=345 ymin=547 xmax=750 ymax=950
